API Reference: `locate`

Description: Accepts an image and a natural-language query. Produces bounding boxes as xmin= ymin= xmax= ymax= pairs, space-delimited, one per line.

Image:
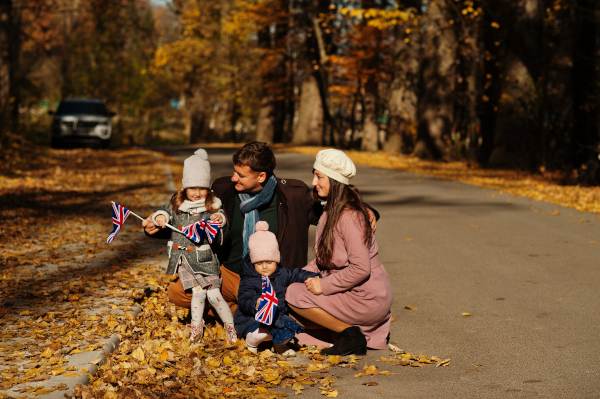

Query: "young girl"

xmin=234 ymin=221 xmax=320 ymax=355
xmin=151 ymin=149 xmax=236 ymax=343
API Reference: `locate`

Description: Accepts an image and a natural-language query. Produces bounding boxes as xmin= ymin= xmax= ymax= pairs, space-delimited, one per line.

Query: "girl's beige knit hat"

xmin=182 ymin=149 xmax=211 ymax=189
xmin=313 ymin=149 xmax=356 ymax=185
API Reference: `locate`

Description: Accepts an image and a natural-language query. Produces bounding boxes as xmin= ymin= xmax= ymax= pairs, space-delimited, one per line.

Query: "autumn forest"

xmin=0 ymin=0 xmax=599 ymax=182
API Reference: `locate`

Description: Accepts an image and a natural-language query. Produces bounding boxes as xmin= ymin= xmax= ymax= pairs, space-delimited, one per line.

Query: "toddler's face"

xmin=254 ymin=261 xmax=277 ymax=277
xmin=185 ymin=187 xmax=208 ymax=201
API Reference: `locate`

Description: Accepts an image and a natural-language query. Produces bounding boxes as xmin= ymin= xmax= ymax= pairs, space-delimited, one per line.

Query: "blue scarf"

xmin=239 ymin=175 xmax=278 ymax=257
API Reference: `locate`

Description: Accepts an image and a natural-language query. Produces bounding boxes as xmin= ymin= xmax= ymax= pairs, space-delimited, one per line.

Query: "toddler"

xmin=151 ymin=149 xmax=236 ymax=343
xmin=234 ymin=221 xmax=320 ymax=355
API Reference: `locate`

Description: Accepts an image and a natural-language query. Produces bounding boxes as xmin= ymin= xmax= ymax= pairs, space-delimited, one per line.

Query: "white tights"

xmin=190 ymin=286 xmax=233 ymax=326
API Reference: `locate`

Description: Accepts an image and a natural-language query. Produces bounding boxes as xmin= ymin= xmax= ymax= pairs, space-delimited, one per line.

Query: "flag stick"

xmin=128 ymin=210 xmax=182 ymax=233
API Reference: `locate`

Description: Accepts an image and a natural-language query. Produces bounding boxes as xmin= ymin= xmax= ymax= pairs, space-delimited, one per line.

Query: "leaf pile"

xmin=282 ymin=146 xmax=600 ymax=214
xmin=72 ymin=274 xmax=342 ymax=399
xmin=0 ymin=141 xmax=173 ymax=396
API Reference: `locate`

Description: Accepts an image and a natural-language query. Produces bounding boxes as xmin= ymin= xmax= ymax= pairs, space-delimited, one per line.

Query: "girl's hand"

xmin=155 ymin=214 xmax=167 ymax=228
xmin=305 ymin=277 xmax=323 ymax=295
xmin=210 ymin=214 xmax=223 ymax=224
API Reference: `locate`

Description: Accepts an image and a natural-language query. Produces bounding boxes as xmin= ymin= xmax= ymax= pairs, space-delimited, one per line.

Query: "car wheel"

xmin=51 ymin=138 xmax=63 ymax=149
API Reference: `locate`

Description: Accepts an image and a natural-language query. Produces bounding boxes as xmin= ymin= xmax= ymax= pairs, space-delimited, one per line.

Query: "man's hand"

xmin=142 ymin=213 xmax=161 ymax=235
xmin=367 ymin=208 xmax=377 ymax=233
xmin=305 ymin=277 xmax=323 ymax=295
xmin=155 ymin=214 xmax=167 ymax=228
xmin=210 ymin=214 xmax=223 ymax=224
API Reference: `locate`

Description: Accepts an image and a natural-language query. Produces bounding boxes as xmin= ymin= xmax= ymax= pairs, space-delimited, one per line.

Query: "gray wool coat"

xmin=154 ymin=204 xmax=229 ymax=276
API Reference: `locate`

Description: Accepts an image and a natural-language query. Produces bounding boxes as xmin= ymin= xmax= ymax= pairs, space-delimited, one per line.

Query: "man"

xmin=143 ymin=142 xmax=377 ymax=314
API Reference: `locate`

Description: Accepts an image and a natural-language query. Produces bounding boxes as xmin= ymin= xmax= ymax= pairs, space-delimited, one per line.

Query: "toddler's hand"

xmin=210 ymin=214 xmax=223 ymax=224
xmin=256 ymin=298 xmax=261 ymax=309
xmin=305 ymin=277 xmax=323 ymax=295
xmin=155 ymin=214 xmax=167 ymax=228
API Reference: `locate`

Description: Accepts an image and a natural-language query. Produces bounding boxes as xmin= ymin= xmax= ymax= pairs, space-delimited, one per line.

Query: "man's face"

xmin=232 ymin=164 xmax=266 ymax=192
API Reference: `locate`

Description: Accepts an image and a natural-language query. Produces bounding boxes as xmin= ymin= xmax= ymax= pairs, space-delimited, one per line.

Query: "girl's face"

xmin=312 ymin=170 xmax=330 ymax=198
xmin=254 ymin=261 xmax=278 ymax=277
xmin=185 ymin=187 xmax=208 ymax=201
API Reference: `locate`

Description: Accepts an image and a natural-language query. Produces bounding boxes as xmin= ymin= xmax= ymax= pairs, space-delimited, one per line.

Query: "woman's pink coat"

xmin=286 ymin=210 xmax=393 ymax=349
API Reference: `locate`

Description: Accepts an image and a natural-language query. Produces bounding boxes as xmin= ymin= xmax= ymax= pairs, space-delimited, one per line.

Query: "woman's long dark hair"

xmin=315 ymin=176 xmax=373 ymax=269
xmin=170 ymin=189 xmax=219 ymax=214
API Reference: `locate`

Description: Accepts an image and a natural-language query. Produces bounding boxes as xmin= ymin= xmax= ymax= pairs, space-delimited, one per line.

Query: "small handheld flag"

xmin=181 ymin=218 xmax=221 ymax=244
xmin=255 ymin=276 xmax=278 ymax=325
xmin=107 ymin=202 xmax=131 ymax=243
xmin=203 ymin=219 xmax=220 ymax=244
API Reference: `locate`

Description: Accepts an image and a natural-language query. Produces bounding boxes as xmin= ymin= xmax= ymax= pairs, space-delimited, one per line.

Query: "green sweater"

xmin=221 ymin=190 xmax=278 ymax=274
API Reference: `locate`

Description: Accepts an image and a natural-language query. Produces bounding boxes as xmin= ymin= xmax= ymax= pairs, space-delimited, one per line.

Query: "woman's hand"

xmin=367 ymin=208 xmax=377 ymax=233
xmin=305 ymin=277 xmax=323 ymax=295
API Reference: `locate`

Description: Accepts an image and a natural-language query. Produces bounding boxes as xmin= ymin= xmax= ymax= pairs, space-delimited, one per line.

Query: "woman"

xmin=286 ymin=149 xmax=393 ymax=356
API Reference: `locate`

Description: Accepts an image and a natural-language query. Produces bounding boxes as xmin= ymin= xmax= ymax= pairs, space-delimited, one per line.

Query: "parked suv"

xmin=50 ymin=98 xmax=115 ymax=148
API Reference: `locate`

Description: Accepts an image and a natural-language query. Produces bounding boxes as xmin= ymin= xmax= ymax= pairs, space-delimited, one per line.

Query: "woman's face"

xmin=185 ymin=187 xmax=208 ymax=201
xmin=312 ymin=170 xmax=330 ymax=198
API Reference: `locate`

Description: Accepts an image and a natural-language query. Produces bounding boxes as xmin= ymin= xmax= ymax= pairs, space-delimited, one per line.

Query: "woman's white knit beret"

xmin=313 ymin=149 xmax=356 ymax=185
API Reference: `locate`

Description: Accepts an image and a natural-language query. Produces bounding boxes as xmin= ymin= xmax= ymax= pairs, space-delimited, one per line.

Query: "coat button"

xmin=173 ymin=243 xmax=179 ymax=250
xmin=281 ymin=179 xmax=286 ymax=184
xmin=187 ymin=246 xmax=193 ymax=252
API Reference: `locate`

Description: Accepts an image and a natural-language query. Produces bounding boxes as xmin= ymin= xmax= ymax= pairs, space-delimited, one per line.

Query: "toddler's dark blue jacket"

xmin=234 ymin=253 xmax=321 ymax=337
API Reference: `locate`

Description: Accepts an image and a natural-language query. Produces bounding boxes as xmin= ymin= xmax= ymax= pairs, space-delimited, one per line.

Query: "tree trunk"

xmin=0 ymin=0 xmax=11 ymax=136
xmin=413 ymin=0 xmax=457 ymax=160
xmin=384 ymin=3 xmax=421 ymax=153
xmin=486 ymin=54 xmax=535 ymax=168
xmin=359 ymin=0 xmax=381 ymax=152
xmin=361 ymin=80 xmax=379 ymax=152
xmin=484 ymin=0 xmax=543 ymax=169
xmin=311 ymin=11 xmax=338 ymax=146
xmin=291 ymin=68 xmax=323 ymax=145
xmin=572 ymin=0 xmax=598 ymax=169
xmin=187 ymin=88 xmax=212 ymax=144
xmin=255 ymin=25 xmax=276 ymax=143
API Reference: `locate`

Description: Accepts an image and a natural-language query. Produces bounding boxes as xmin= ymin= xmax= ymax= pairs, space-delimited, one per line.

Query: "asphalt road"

xmin=157 ymin=146 xmax=600 ymax=398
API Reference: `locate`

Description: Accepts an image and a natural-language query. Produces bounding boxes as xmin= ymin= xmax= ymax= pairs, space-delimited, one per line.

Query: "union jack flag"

xmin=107 ymin=202 xmax=131 ymax=243
xmin=181 ymin=221 xmax=203 ymax=244
xmin=180 ymin=218 xmax=220 ymax=244
xmin=255 ymin=276 xmax=278 ymax=325
xmin=202 ymin=219 xmax=220 ymax=244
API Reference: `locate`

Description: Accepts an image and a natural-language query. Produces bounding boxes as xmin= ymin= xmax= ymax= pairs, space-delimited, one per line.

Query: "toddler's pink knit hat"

xmin=248 ymin=221 xmax=280 ymax=264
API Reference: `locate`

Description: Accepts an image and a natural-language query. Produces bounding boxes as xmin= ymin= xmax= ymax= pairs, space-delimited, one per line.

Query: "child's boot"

xmin=224 ymin=323 xmax=237 ymax=343
xmin=188 ymin=320 xmax=205 ymax=342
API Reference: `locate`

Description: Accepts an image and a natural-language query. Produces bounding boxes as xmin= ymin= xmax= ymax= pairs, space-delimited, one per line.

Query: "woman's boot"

xmin=320 ymin=326 xmax=367 ymax=356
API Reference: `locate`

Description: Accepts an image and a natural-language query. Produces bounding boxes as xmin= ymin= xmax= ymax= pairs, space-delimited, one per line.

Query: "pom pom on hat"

xmin=248 ymin=221 xmax=280 ymax=264
xmin=194 ymin=148 xmax=208 ymax=160
xmin=182 ymin=148 xmax=211 ymax=189
xmin=313 ymin=148 xmax=356 ymax=185
xmin=255 ymin=221 xmax=269 ymax=231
